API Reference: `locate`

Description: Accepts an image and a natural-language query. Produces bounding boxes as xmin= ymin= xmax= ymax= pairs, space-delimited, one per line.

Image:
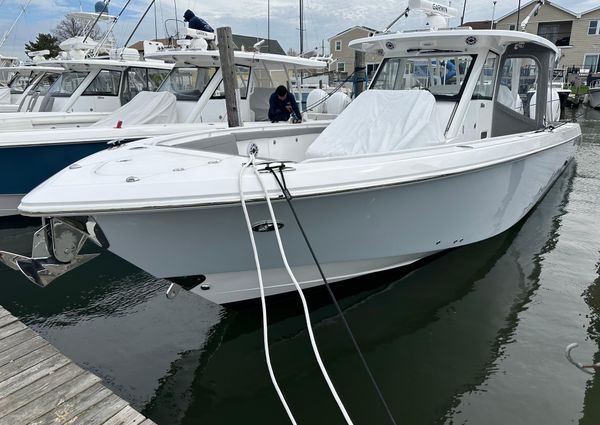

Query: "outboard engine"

xmin=325 ymin=92 xmax=351 ymax=115
xmin=306 ymin=89 xmax=328 ymax=113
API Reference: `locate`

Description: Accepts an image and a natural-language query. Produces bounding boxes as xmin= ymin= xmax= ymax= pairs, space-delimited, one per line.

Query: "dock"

xmin=0 ymin=306 xmax=156 ymax=425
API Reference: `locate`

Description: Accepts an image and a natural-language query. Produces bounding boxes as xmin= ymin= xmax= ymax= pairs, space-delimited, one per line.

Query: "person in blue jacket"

xmin=268 ymin=85 xmax=302 ymax=123
xmin=183 ymin=9 xmax=214 ymax=32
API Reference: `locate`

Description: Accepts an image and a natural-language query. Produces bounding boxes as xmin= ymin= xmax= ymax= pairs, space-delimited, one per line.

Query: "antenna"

xmin=121 ymin=0 xmax=156 ymax=57
xmin=520 ymin=0 xmax=544 ymax=31
xmin=0 ymin=0 xmax=33 ymax=50
xmin=253 ymin=39 xmax=266 ymax=51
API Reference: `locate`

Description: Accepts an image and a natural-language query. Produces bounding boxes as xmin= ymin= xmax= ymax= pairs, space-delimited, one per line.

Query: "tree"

xmin=25 ymin=33 xmax=60 ymax=59
xmin=52 ymin=16 xmax=103 ymax=43
xmin=287 ymin=48 xmax=298 ymax=56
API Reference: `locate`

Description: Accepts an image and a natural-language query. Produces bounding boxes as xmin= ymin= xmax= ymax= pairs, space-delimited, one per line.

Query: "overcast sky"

xmin=0 ymin=0 xmax=598 ymax=59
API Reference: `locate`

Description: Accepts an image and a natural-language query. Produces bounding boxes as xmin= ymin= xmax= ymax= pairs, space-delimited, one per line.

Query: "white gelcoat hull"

xmin=589 ymin=88 xmax=600 ymax=109
xmin=91 ymin=136 xmax=577 ymax=304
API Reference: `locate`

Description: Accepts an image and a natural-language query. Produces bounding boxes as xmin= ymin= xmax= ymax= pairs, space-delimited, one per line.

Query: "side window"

xmin=211 ymin=66 xmax=250 ymax=99
xmin=472 ymin=52 xmax=499 ymax=100
xmin=122 ymin=67 xmax=170 ymax=103
xmin=335 ymin=40 xmax=342 ymax=51
xmin=496 ymin=57 xmax=538 ymax=119
xmin=83 ymin=70 xmax=120 ymax=96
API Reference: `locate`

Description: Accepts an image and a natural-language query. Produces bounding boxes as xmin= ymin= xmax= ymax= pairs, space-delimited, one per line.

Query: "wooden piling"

xmin=217 ymin=26 xmax=242 ymax=128
xmin=354 ymin=50 xmax=366 ymax=97
xmin=0 ymin=306 xmax=156 ymax=425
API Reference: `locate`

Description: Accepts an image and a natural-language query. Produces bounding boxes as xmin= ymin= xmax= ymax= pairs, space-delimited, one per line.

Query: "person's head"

xmin=276 ymin=85 xmax=288 ymax=100
xmin=183 ymin=9 xmax=195 ymax=22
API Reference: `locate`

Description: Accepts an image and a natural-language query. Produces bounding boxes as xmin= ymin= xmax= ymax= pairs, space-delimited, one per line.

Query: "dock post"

xmin=217 ymin=26 xmax=242 ymax=127
xmin=354 ymin=50 xmax=366 ymax=97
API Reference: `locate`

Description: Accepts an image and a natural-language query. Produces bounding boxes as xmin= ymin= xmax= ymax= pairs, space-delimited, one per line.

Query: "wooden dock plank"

xmin=0 ymin=343 xmax=60 ymax=383
xmin=0 ymin=307 xmax=157 ymax=425
xmin=0 ymin=336 xmax=48 ymax=368
xmin=102 ymin=406 xmax=148 ymax=425
xmin=64 ymin=394 xmax=129 ymax=425
xmin=0 ymin=320 xmax=27 ymax=340
xmin=0 ymin=370 xmax=101 ymax=425
xmin=0 ymin=362 xmax=86 ymax=418
xmin=0 ymin=353 xmax=70 ymax=398
xmin=0 ymin=329 xmax=39 ymax=355
xmin=0 ymin=314 xmax=18 ymax=328
xmin=28 ymin=383 xmax=111 ymax=425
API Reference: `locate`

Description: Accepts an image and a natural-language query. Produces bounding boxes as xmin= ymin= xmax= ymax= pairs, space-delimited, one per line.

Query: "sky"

xmin=0 ymin=0 xmax=599 ymax=59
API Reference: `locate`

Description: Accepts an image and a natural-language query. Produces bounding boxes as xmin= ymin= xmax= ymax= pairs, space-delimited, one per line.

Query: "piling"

xmin=0 ymin=306 xmax=156 ymax=425
xmin=354 ymin=50 xmax=366 ymax=97
xmin=217 ymin=26 xmax=242 ymax=128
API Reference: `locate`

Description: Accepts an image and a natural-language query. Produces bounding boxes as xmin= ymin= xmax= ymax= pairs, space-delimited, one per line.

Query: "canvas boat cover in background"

xmin=91 ymin=91 xmax=178 ymax=128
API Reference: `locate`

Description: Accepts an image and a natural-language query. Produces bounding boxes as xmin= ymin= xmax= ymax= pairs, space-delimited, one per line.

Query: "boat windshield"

xmin=158 ymin=66 xmax=218 ymax=101
xmin=29 ymin=72 xmax=60 ymax=95
xmin=47 ymin=71 xmax=90 ymax=97
xmin=371 ymin=54 xmax=475 ymax=99
xmin=8 ymin=72 xmax=32 ymax=94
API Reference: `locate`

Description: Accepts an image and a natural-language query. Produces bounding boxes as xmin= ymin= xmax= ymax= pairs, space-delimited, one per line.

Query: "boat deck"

xmin=0 ymin=305 xmax=156 ymax=425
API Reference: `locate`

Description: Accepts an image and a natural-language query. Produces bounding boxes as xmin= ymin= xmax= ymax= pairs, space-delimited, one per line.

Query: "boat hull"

xmin=588 ymin=88 xmax=600 ymax=109
xmin=92 ymin=135 xmax=578 ymax=304
xmin=0 ymin=142 xmax=110 ymax=216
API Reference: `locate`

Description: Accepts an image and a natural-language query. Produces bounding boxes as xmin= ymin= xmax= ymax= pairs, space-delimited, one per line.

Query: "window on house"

xmin=337 ymin=62 xmax=346 ymax=72
xmin=335 ymin=40 xmax=342 ymax=51
xmin=509 ymin=24 xmax=516 ymax=31
xmin=584 ymin=54 xmax=599 ymax=73
xmin=588 ymin=20 xmax=599 ymax=35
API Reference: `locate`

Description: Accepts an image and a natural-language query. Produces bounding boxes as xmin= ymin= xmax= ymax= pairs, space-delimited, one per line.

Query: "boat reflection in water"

xmin=142 ymin=162 xmax=576 ymax=424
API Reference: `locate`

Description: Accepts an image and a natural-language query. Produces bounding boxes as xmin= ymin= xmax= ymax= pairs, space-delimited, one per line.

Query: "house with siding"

xmin=328 ymin=26 xmax=382 ymax=80
xmin=495 ymin=1 xmax=600 ymax=72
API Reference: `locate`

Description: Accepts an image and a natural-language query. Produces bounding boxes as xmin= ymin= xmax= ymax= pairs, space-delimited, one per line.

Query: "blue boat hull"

xmin=0 ymin=141 xmax=110 ymax=216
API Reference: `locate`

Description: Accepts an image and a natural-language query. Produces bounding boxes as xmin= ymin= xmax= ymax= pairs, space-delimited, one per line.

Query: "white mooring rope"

xmin=239 ymin=155 xmax=354 ymax=425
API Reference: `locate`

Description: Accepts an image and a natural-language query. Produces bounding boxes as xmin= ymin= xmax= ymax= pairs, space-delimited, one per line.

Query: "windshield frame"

xmin=370 ymin=53 xmax=477 ymax=101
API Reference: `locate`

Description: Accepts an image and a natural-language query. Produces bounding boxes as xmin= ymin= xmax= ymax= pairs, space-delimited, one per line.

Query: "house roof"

xmin=581 ymin=5 xmax=600 ymax=16
xmin=463 ymin=20 xmax=494 ymax=30
xmin=329 ymin=26 xmax=378 ymax=40
xmin=128 ymin=35 xmax=286 ymax=55
xmin=495 ymin=0 xmax=579 ymax=23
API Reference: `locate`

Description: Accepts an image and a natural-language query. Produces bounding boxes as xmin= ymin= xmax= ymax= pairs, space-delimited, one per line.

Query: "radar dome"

xmin=95 ymin=1 xmax=109 ymax=14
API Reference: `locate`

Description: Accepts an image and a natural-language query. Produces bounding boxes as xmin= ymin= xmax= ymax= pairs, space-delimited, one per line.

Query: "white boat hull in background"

xmin=89 ymin=133 xmax=578 ymax=304
xmin=588 ymin=88 xmax=600 ymax=109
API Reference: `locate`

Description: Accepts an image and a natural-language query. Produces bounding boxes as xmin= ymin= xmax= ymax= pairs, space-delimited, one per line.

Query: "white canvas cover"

xmin=0 ymin=87 xmax=11 ymax=104
xmin=305 ymin=90 xmax=445 ymax=158
xmin=91 ymin=91 xmax=178 ymax=128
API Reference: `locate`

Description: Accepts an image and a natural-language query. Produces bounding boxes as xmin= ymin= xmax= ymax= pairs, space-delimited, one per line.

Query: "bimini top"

xmin=349 ymin=29 xmax=559 ymax=56
xmin=145 ymin=49 xmax=327 ymax=70
xmin=44 ymin=58 xmax=173 ymax=72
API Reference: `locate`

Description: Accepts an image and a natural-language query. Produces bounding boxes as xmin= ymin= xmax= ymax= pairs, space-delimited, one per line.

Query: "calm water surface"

xmin=1 ymin=107 xmax=600 ymax=424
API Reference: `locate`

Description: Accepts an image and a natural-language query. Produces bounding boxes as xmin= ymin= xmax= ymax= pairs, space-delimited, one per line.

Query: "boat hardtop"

xmin=146 ymin=48 xmax=327 ymax=70
xmin=350 ymin=29 xmax=559 ymax=56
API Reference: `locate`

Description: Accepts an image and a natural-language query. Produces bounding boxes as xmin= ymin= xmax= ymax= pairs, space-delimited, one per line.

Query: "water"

xmin=1 ymin=108 xmax=599 ymax=424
